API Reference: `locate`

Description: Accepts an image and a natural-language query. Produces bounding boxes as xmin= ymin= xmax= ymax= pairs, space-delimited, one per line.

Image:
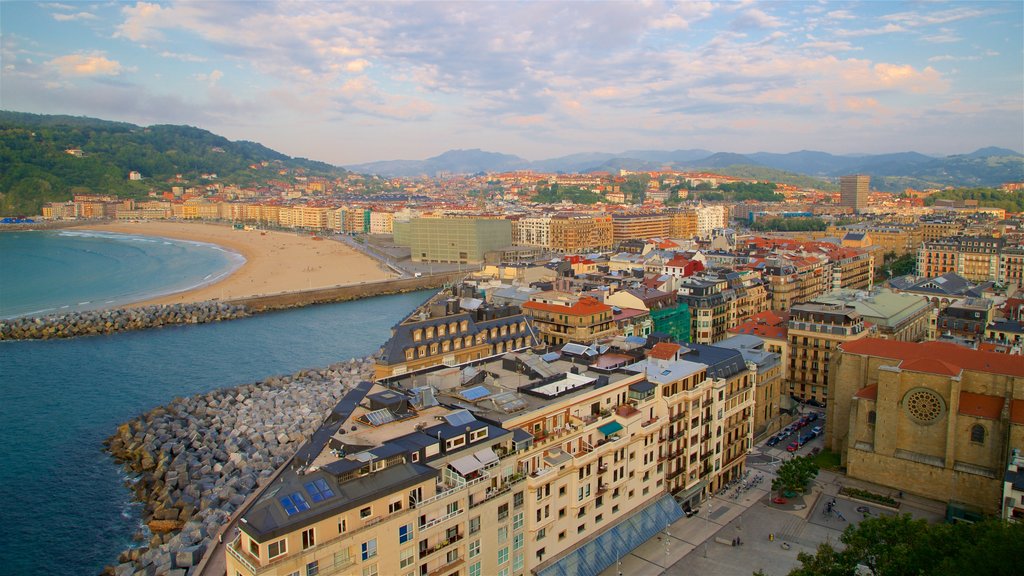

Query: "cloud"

xmin=345 ymin=59 xmax=371 ymax=73
xmin=883 ymin=7 xmax=992 ymax=27
xmin=732 ymin=8 xmax=782 ymax=29
xmin=801 ymin=39 xmax=858 ymax=52
xmin=835 ymin=23 xmax=906 ymax=38
xmin=48 ymin=53 xmax=126 ymax=77
xmin=928 ymin=55 xmax=980 ymax=63
xmin=52 ymin=11 xmax=98 ymax=21
xmin=922 ymin=29 xmax=962 ymax=44
xmin=159 ymin=50 xmax=206 ymax=63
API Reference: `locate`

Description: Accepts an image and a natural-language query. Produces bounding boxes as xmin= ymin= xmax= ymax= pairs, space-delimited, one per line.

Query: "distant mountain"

xmin=346 ymin=149 xmax=528 ymax=177
xmin=0 ymin=111 xmax=347 ymax=216
xmin=351 ymin=145 xmax=1021 ymax=191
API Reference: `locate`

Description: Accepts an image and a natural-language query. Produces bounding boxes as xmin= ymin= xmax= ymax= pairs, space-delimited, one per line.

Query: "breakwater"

xmin=103 ymin=356 xmax=375 ymax=576
xmin=227 ymin=271 xmax=463 ymax=311
xmin=0 ymin=302 xmax=250 ymax=340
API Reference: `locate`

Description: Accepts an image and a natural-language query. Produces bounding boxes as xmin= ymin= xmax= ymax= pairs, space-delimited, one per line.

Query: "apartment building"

xmin=668 ymin=209 xmax=698 ymax=239
xmin=374 ymin=287 xmax=540 ymax=380
xmin=717 ymin=335 xmax=785 ymax=438
xmin=676 ymin=275 xmax=729 ymax=345
xmin=762 ymin=256 xmax=829 ymax=311
xmin=227 ymin=341 xmax=755 ymax=576
xmin=513 ymin=217 xmax=552 ymax=248
xmin=694 ymin=205 xmax=728 ymax=238
xmin=548 ymin=215 xmax=614 ymax=253
xmin=610 ymin=214 xmax=670 ymax=243
xmin=827 ymin=339 xmax=1024 ymax=516
xmin=809 ymin=288 xmax=931 ymax=342
xmin=522 ymin=293 xmax=618 ymax=346
xmin=787 ymin=303 xmax=871 ymax=406
xmin=917 ymin=236 xmax=1004 ymax=282
xmin=839 ymin=175 xmax=869 ymax=213
xmin=604 ymin=287 xmax=691 ymax=343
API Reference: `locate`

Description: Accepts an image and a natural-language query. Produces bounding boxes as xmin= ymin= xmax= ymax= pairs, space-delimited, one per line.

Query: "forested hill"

xmin=0 ymin=111 xmax=347 ymax=216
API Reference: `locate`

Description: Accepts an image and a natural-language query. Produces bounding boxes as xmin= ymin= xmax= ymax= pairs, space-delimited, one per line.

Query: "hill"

xmin=346 ymin=148 xmax=529 ymax=177
xmin=0 ymin=111 xmax=347 ymax=216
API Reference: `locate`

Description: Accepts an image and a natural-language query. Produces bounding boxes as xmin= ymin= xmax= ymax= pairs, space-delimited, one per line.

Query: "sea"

xmin=0 ymin=230 xmax=433 ymax=576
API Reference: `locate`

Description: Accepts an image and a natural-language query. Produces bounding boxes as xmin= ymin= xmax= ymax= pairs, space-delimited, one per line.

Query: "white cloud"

xmin=159 ymin=50 xmax=206 ymax=63
xmin=48 ymin=53 xmax=126 ymax=77
xmin=52 ymin=11 xmax=98 ymax=22
xmin=835 ymin=23 xmax=906 ymax=38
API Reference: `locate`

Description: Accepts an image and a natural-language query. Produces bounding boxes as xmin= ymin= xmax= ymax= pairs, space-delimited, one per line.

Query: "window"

xmin=558 ymin=507 xmax=566 ymax=518
xmin=469 ymin=562 xmax=481 ymax=576
xmin=971 ymin=424 xmax=986 ymax=444
xmin=469 ymin=516 xmax=481 ymax=534
xmin=399 ymin=548 xmax=414 ymax=569
xmin=361 ymin=539 xmax=377 ymax=561
xmin=333 ymin=549 xmax=352 ymax=568
xmin=304 ymin=478 xmax=335 ymax=502
xmin=248 ymin=540 xmax=259 ymax=557
xmin=360 ymin=506 xmax=372 ymax=519
xmin=498 ymin=569 xmax=509 ymax=576
xmin=512 ymin=512 xmax=523 ymax=531
xmin=268 ymin=539 xmax=287 ymax=559
xmin=498 ymin=526 xmax=508 ymax=543
xmin=513 ymin=552 xmax=524 ymax=572
xmin=280 ymin=493 xmax=310 ymax=516
xmin=537 ymin=528 xmax=546 ymax=541
xmin=338 ymin=518 xmax=346 ymax=534
xmin=868 ymin=410 xmax=877 ymax=425
xmin=399 ymin=523 xmax=413 ymax=544
xmin=469 ymin=539 xmax=481 ymax=558
xmin=498 ymin=547 xmax=509 ymax=565
xmin=577 ymin=523 xmax=586 ymax=534
xmin=513 ymin=491 xmax=524 ymax=508
xmin=389 ymin=500 xmax=403 ymax=514
xmin=306 ymin=561 xmax=319 ymax=576
xmin=361 ymin=565 xmax=377 ymax=576
xmin=302 ymin=528 xmax=315 ymax=550
xmin=498 ymin=503 xmax=509 ymax=520
xmin=513 ymin=533 xmax=523 ymax=551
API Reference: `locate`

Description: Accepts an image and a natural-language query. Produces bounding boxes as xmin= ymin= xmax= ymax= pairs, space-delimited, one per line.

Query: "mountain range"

xmin=346 ymin=147 xmax=1024 ymax=191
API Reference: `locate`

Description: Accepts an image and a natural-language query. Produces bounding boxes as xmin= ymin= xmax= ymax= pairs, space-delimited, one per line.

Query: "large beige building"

xmin=827 ymin=339 xmax=1024 ymax=516
xmin=787 ymin=303 xmax=871 ymax=405
xmin=840 ymin=175 xmax=869 ymax=213
xmin=408 ymin=218 xmax=513 ymax=264
xmin=226 ymin=340 xmax=755 ymax=576
xmin=548 ymin=215 xmax=614 ymax=253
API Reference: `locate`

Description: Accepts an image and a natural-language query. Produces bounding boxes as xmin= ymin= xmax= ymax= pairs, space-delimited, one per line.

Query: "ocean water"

xmin=0 ymin=230 xmax=245 ymax=318
xmin=0 ymin=237 xmax=432 ymax=575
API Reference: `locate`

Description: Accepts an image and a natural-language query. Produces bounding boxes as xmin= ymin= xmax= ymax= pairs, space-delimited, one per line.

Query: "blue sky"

xmin=2 ymin=1 xmax=1021 ymax=165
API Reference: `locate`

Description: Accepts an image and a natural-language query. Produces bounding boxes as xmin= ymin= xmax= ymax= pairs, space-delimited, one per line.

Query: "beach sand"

xmin=75 ymin=221 xmax=397 ymax=307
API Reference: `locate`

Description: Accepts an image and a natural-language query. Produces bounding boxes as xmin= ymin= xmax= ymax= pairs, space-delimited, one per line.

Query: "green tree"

xmin=772 ymin=456 xmax=819 ymax=498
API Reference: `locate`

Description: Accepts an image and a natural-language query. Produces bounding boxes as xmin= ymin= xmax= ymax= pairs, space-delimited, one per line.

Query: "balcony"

xmin=641 ymin=416 xmax=660 ymax=428
xmin=428 ymin=557 xmax=465 ymax=576
xmin=469 ymin=473 xmax=526 ymax=509
xmin=419 ymin=532 xmax=464 ymax=560
xmin=414 ymin=473 xmax=490 ymax=509
xmin=419 ymin=507 xmax=463 ymax=531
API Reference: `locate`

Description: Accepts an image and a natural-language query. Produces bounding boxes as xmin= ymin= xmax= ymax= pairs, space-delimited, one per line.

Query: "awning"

xmin=449 ymin=454 xmax=484 ymax=477
xmin=473 ymin=447 xmax=499 ymax=467
xmin=598 ymin=421 xmax=623 ymax=436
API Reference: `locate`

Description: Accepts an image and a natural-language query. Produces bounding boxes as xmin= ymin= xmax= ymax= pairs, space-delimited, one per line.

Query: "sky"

xmin=2 ymin=1 xmax=1022 ymax=165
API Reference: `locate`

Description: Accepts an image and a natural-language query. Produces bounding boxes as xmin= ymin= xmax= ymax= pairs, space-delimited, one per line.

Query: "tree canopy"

xmin=750 ymin=217 xmax=828 ymax=232
xmin=923 ymin=187 xmax=1024 ymax=213
xmin=531 ymin=183 xmax=604 ymax=204
xmin=784 ymin=515 xmax=1024 ymax=576
xmin=772 ymin=456 xmax=819 ymax=497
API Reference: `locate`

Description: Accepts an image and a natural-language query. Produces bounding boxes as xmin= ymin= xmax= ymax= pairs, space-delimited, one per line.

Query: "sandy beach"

xmin=75 ymin=221 xmax=397 ymax=307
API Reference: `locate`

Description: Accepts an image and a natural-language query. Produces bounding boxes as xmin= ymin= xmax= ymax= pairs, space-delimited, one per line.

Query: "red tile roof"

xmin=958 ymin=392 xmax=1005 ymax=420
xmin=649 ymin=342 xmax=681 ymax=360
xmin=523 ymin=296 xmax=610 ymax=316
xmin=839 ymin=338 xmax=1024 ymax=378
xmin=728 ymin=310 xmax=790 ymax=340
xmin=854 ymin=384 xmax=878 ymax=401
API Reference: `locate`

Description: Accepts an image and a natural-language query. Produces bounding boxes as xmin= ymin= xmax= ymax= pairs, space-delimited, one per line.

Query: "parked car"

xmin=787 ymin=441 xmax=800 ymax=452
xmin=766 ymin=436 xmax=780 ymax=447
xmin=799 ymin=433 xmax=814 ymax=444
xmin=812 ymin=426 xmax=823 ymax=436
xmin=808 ymin=412 xmax=819 ymax=422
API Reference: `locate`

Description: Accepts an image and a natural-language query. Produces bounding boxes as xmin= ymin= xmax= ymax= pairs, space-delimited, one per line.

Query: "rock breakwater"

xmin=103 ymin=356 xmax=375 ymax=576
xmin=0 ymin=302 xmax=250 ymax=340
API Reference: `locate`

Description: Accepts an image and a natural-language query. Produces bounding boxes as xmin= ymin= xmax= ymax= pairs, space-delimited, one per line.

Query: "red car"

xmin=786 ymin=441 xmax=800 ymax=452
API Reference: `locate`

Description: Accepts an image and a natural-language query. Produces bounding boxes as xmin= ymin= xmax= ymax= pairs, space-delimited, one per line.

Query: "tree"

xmin=772 ymin=456 xmax=819 ymax=498
xmin=782 ymin=515 xmax=1024 ymax=576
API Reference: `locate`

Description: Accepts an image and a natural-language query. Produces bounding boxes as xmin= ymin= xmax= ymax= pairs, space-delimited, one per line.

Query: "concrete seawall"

xmin=225 ymin=271 xmax=464 ymax=311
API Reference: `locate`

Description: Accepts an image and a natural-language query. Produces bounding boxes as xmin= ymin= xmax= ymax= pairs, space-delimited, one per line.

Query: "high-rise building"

xmin=840 ymin=175 xmax=870 ymax=213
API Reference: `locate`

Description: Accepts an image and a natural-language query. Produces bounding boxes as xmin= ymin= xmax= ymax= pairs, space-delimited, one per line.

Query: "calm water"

xmin=0 ymin=230 xmax=244 ymax=318
xmin=0 ymin=232 xmax=431 ymax=575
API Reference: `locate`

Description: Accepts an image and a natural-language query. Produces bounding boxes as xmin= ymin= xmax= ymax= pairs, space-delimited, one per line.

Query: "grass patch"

xmin=841 ymin=487 xmax=899 ymax=508
xmin=809 ymin=448 xmax=842 ymax=470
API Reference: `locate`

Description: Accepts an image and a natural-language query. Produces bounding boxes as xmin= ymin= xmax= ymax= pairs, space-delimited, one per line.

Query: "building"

xmin=1003 ymin=450 xmax=1024 ymax=522
xmin=548 ymin=215 xmax=614 ymax=253
xmin=374 ymin=287 xmax=540 ymax=380
xmin=409 ymin=218 xmax=513 ymax=264
xmin=717 ymin=335 xmax=785 ymax=438
xmin=827 ymin=339 xmax=1024 ymax=517
xmin=787 ymin=303 xmax=871 ymax=406
xmin=937 ymin=298 xmax=994 ymax=341
xmin=522 ymin=293 xmax=618 ymax=346
xmin=226 ymin=341 xmax=757 ymax=576
xmin=809 ymin=288 xmax=931 ymax=342
xmin=611 ymin=214 xmax=671 ymax=243
xmin=604 ymin=287 xmax=691 ymax=343
xmin=917 ymin=236 xmax=1004 ymax=282
xmin=840 ymin=175 xmax=869 ymax=213
xmin=513 ymin=217 xmax=552 ymax=249
xmin=695 ymin=205 xmax=728 ymax=238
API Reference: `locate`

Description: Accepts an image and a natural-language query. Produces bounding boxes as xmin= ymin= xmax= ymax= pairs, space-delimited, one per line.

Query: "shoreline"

xmin=73 ymin=221 xmax=397 ymax=308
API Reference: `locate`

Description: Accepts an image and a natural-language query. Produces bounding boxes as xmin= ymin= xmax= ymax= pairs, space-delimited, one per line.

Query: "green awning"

xmin=598 ymin=421 xmax=623 ymax=436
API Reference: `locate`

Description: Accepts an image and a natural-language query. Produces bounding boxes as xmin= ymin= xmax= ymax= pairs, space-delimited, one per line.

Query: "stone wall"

xmin=0 ymin=302 xmax=250 ymax=340
xmin=102 ymin=357 xmax=375 ymax=576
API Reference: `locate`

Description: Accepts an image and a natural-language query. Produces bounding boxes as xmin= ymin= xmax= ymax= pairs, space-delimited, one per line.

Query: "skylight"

xmin=280 ymin=492 xmax=311 ymax=516
xmin=304 ymin=479 xmax=335 ymax=503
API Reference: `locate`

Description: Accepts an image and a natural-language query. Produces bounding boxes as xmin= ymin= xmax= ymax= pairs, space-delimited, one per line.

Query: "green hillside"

xmin=0 ymin=111 xmax=347 ymax=216
xmin=707 ymin=164 xmax=839 ymax=191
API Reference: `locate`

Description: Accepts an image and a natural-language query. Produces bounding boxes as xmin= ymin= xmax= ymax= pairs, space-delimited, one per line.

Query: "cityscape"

xmin=1 ymin=2 xmax=1024 ymax=576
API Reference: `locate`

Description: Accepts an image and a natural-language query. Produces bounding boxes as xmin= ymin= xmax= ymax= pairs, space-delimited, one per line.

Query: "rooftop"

xmin=839 ymin=338 xmax=1024 ymax=378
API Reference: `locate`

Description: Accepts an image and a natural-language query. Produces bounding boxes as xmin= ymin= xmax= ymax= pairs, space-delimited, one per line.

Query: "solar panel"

xmin=493 ymin=392 xmax=527 ymax=413
xmin=365 ymin=408 xmax=396 ymax=426
xmin=280 ymin=492 xmax=310 ymax=516
xmin=444 ymin=409 xmax=476 ymax=427
xmin=304 ymin=479 xmax=335 ymax=503
xmin=461 ymin=386 xmax=491 ymax=401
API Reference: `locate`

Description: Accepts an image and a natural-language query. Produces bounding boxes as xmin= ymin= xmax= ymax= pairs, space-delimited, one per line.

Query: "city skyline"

xmin=2 ymin=1 xmax=1022 ymax=165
